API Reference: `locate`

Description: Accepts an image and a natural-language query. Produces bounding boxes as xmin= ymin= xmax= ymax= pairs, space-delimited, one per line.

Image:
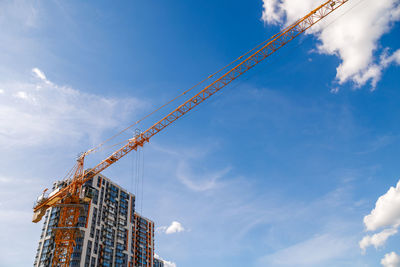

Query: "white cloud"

xmin=363 ymin=180 xmax=400 ymax=231
xmin=32 ymin=67 xmax=47 ymax=81
xmin=359 ymin=180 xmax=400 ymax=254
xmin=157 ymin=221 xmax=185 ymax=235
xmin=166 ymin=221 xmax=185 ymax=234
xmin=0 ymin=89 xmax=4 ymax=94
xmin=14 ymin=91 xmax=29 ymax=100
xmin=381 ymin=252 xmax=400 ymax=267
xmin=381 ymin=49 xmax=400 ymax=67
xmin=0 ymin=68 xmax=145 ymax=148
xmin=261 ymin=0 xmax=400 ymax=89
xmin=359 ymin=227 xmax=398 ymax=252
xmin=330 ymin=87 xmax=339 ymax=94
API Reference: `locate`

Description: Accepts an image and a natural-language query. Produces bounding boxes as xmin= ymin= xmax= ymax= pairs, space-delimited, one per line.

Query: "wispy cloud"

xmin=148 ymin=143 xmax=366 ymax=265
xmin=32 ymin=67 xmax=47 ymax=82
xmin=261 ymin=0 xmax=400 ymax=89
xmin=356 ymin=134 xmax=397 ymax=155
xmin=257 ymin=234 xmax=355 ymax=266
xmin=176 ymin=161 xmax=231 ymax=192
xmin=150 ymin=142 xmax=230 ymax=192
xmin=252 ymin=183 xmax=363 ymax=266
xmin=0 ymin=68 xmax=145 ymax=148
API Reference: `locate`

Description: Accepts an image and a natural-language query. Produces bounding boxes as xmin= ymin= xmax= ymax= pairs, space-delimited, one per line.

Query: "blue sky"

xmin=1 ymin=0 xmax=400 ymax=266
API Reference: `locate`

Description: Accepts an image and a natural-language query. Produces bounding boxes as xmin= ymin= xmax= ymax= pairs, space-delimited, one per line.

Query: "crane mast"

xmin=32 ymin=0 xmax=348 ymax=266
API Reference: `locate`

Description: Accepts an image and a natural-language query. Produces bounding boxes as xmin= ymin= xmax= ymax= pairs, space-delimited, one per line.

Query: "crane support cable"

xmin=33 ymin=0 xmax=348 ymax=214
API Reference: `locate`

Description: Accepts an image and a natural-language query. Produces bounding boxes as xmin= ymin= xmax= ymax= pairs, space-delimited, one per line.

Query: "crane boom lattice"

xmin=32 ymin=1 xmax=349 ymax=266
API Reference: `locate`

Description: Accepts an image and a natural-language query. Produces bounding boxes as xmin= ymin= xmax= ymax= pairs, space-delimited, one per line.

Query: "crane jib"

xmin=33 ymin=0 xmax=348 ymax=215
xmin=33 ymin=1 xmax=349 ymax=265
xmin=84 ymin=0 xmax=348 ymax=183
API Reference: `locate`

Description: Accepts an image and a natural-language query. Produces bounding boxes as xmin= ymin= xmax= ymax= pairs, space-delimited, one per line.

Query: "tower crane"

xmin=32 ymin=0 xmax=349 ymax=266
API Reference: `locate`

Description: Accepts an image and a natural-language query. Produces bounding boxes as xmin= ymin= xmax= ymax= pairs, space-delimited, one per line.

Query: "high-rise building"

xmin=131 ymin=213 xmax=154 ymax=267
xmin=33 ymin=174 xmax=155 ymax=267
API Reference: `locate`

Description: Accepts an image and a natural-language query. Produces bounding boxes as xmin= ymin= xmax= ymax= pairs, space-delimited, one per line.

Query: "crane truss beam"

xmin=34 ymin=0 xmax=348 ymax=215
xmin=84 ymin=0 xmax=348 ymax=182
xmin=32 ymin=1 xmax=349 ymax=266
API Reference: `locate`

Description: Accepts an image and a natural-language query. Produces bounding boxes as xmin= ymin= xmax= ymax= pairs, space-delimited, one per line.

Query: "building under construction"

xmin=34 ymin=174 xmax=155 ymax=267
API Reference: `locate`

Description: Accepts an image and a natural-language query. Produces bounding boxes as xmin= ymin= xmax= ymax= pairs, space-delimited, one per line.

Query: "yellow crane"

xmin=32 ymin=0 xmax=349 ymax=266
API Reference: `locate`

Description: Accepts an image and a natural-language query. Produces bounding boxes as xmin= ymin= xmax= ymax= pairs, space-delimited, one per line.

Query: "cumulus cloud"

xmin=359 ymin=227 xmax=398 ymax=253
xmin=261 ymin=0 xmax=400 ymax=89
xmin=381 ymin=252 xmax=400 ymax=267
xmin=157 ymin=221 xmax=185 ymax=234
xmin=364 ymin=180 xmax=400 ymax=231
xmin=359 ymin=180 xmax=400 ymax=253
xmin=0 ymin=68 xmax=144 ymax=148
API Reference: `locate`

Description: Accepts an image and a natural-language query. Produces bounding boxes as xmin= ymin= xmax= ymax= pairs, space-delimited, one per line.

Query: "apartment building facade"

xmin=131 ymin=213 xmax=154 ymax=267
xmin=33 ymin=174 xmax=155 ymax=267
